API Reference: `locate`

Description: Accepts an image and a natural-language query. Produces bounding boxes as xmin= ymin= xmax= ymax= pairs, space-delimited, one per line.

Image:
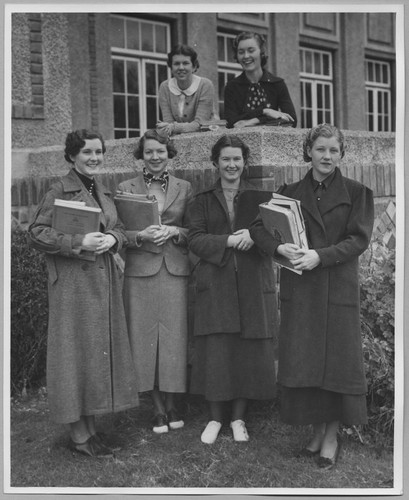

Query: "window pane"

xmin=145 ymin=63 xmax=157 ymax=95
xmin=306 ymin=109 xmax=312 ymax=128
xmin=158 ymin=64 xmax=168 ymax=86
xmin=317 ymin=110 xmax=323 ymax=123
xmin=300 ymin=50 xmax=304 ymax=72
xmin=314 ymin=52 xmax=321 ymax=75
xmin=323 ymin=54 xmax=330 ymax=76
xmin=126 ymin=20 xmax=139 ymax=51
xmin=114 ymin=95 xmax=126 ymax=127
xmin=377 ymin=91 xmax=383 ymax=113
xmin=146 ymin=97 xmax=157 ymax=128
xmin=317 ymin=84 xmax=323 ymax=108
xmin=155 ymin=24 xmax=167 ymax=53
xmin=368 ymin=115 xmax=373 ymax=131
xmin=141 ymin=23 xmax=154 ymax=52
xmin=305 ymin=51 xmax=312 ymax=74
xmin=127 ymin=61 xmax=139 ymax=94
xmin=382 ymin=64 xmax=389 ymax=84
xmin=305 ymin=82 xmax=312 ymax=108
xmin=110 ymin=16 xmax=125 ymax=48
xmin=112 ymin=59 xmax=125 ymax=93
xmin=375 ymin=63 xmax=381 ymax=83
xmin=217 ymin=36 xmax=225 ymax=61
xmin=324 ymin=84 xmax=330 ymax=107
xmin=227 ymin=38 xmax=235 ymax=62
xmin=129 ymin=130 xmax=139 ymax=138
xmin=368 ymin=89 xmax=373 ymax=112
xmin=128 ymin=96 xmax=140 ymax=128
xmin=115 ymin=130 xmax=126 ymax=139
xmin=325 ymin=111 xmax=331 ymax=123
xmin=383 ymin=92 xmax=389 ymax=113
xmin=218 ymin=72 xmax=225 ymax=100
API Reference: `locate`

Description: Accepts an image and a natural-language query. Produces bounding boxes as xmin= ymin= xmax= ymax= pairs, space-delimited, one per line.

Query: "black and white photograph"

xmin=2 ymin=2 xmax=407 ymax=497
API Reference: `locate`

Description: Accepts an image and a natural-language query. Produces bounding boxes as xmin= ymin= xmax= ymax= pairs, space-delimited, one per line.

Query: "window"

xmin=365 ymin=59 xmax=392 ymax=132
xmin=300 ymin=48 xmax=334 ymax=128
xmin=217 ymin=32 xmax=242 ymax=118
xmin=111 ymin=15 xmax=170 ymax=138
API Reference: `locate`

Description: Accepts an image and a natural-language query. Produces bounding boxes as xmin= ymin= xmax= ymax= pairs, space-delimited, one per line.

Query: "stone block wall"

xmin=11 ymin=127 xmax=395 ymax=225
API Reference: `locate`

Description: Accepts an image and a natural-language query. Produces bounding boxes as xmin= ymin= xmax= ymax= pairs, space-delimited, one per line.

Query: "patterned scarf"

xmin=143 ymin=167 xmax=169 ymax=192
xmin=245 ymin=83 xmax=268 ymax=111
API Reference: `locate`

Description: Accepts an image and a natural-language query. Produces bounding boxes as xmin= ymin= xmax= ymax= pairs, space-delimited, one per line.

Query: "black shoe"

xmin=317 ymin=441 xmax=341 ymax=470
xmin=68 ymin=435 xmax=113 ymax=458
xmin=167 ymin=408 xmax=184 ymax=430
xmin=152 ymin=413 xmax=169 ymax=434
xmin=93 ymin=432 xmax=122 ymax=452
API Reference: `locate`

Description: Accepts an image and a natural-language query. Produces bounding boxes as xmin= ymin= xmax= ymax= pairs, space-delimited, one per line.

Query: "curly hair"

xmin=302 ymin=124 xmax=346 ymax=162
xmin=167 ymin=44 xmax=199 ymax=71
xmin=64 ymin=129 xmax=106 ymax=164
xmin=232 ymin=32 xmax=268 ymax=68
xmin=134 ymin=129 xmax=177 ymax=160
xmin=210 ymin=134 xmax=251 ymax=165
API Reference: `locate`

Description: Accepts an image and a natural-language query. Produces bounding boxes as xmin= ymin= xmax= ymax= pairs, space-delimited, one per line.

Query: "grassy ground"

xmin=9 ymin=389 xmax=393 ymax=491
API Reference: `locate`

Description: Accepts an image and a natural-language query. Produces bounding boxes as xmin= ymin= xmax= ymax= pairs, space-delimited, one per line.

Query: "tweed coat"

xmin=118 ymin=173 xmax=193 ymax=392
xmin=28 ymin=169 xmax=139 ymax=424
xmin=187 ymin=179 xmax=278 ymax=340
xmin=250 ymin=167 xmax=374 ymax=394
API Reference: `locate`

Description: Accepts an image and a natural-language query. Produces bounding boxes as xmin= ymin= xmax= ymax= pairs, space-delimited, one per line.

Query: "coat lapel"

xmin=162 ymin=175 xmax=180 ymax=213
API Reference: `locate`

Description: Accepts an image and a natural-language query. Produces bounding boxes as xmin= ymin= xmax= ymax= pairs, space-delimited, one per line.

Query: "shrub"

xmin=10 ymin=225 xmax=48 ymax=395
xmin=360 ymin=238 xmax=395 ymax=439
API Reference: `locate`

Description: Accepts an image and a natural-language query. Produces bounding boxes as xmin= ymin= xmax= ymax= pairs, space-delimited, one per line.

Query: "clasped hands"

xmin=138 ymin=224 xmax=178 ymax=246
xmin=277 ymin=243 xmax=320 ymax=271
xmin=227 ymin=229 xmax=254 ymax=251
xmin=82 ymin=232 xmax=117 ymax=254
xmin=233 ymin=109 xmax=294 ymax=129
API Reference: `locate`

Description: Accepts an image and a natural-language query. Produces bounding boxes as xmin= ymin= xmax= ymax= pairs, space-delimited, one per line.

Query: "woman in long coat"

xmin=188 ymin=134 xmax=278 ymax=444
xmin=118 ymin=129 xmax=192 ymax=434
xmin=28 ymin=129 xmax=139 ymax=457
xmin=250 ymin=124 xmax=374 ymax=469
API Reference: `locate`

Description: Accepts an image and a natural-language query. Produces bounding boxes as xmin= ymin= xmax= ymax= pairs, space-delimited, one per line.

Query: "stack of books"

xmin=259 ymin=193 xmax=308 ymax=274
xmin=52 ymin=199 xmax=102 ymax=261
xmin=114 ymin=191 xmax=160 ymax=230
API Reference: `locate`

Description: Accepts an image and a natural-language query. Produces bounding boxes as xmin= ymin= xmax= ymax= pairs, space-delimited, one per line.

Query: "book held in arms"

xmin=114 ymin=191 xmax=160 ymax=230
xmin=259 ymin=193 xmax=308 ymax=275
xmin=52 ymin=199 xmax=101 ymax=261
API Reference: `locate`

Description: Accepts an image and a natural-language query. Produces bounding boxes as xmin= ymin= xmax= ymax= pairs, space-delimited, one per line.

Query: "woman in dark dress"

xmin=188 ymin=134 xmax=278 ymax=444
xmin=250 ymin=124 xmax=374 ymax=469
xmin=224 ymin=31 xmax=297 ymax=129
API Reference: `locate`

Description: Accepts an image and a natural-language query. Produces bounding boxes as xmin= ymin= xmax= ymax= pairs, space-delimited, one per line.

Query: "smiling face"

xmin=70 ymin=138 xmax=104 ymax=178
xmin=216 ymin=146 xmax=246 ymax=185
xmin=236 ymin=37 xmax=262 ymax=74
xmin=143 ymin=139 xmax=169 ymax=176
xmin=308 ymin=136 xmax=342 ymax=181
xmin=171 ymin=54 xmax=195 ymax=88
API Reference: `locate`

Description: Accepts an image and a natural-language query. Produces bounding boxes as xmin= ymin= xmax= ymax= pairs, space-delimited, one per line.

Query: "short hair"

xmin=167 ymin=44 xmax=199 ymax=71
xmin=302 ymin=124 xmax=346 ymax=162
xmin=64 ymin=129 xmax=106 ymax=164
xmin=232 ymin=32 xmax=268 ymax=68
xmin=210 ymin=134 xmax=251 ymax=165
xmin=134 ymin=129 xmax=178 ymax=160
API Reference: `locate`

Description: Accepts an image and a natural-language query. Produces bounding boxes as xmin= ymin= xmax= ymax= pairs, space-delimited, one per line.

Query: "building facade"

xmin=11 ymin=11 xmax=396 ymax=149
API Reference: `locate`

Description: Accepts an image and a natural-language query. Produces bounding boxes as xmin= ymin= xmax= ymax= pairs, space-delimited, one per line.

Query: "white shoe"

xmin=230 ymin=419 xmax=249 ymax=442
xmin=201 ymin=420 xmax=222 ymax=444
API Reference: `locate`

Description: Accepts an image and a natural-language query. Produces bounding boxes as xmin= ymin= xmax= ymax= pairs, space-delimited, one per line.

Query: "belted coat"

xmin=250 ymin=167 xmax=374 ymax=394
xmin=28 ymin=169 xmax=139 ymax=423
xmin=187 ymin=179 xmax=278 ymax=340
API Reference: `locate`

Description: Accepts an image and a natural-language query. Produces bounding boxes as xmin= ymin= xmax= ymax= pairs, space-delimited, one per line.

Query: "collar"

xmin=311 ymin=169 xmax=336 ymax=191
xmin=236 ymin=69 xmax=284 ymax=85
xmin=168 ymin=74 xmax=201 ymax=96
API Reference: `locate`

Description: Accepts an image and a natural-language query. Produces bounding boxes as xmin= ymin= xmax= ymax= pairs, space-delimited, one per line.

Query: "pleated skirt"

xmin=190 ymin=331 xmax=277 ymax=401
xmin=123 ymin=263 xmax=188 ymax=393
xmin=279 ymin=386 xmax=368 ymax=425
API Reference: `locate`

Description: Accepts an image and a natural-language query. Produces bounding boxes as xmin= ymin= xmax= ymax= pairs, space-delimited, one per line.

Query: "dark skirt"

xmin=190 ymin=332 xmax=276 ymax=401
xmin=279 ymin=386 xmax=368 ymax=426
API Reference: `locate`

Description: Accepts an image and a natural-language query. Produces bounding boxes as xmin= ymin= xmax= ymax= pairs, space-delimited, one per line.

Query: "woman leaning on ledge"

xmin=27 ymin=129 xmax=139 ymax=458
xmin=157 ymin=44 xmax=217 ymax=136
xmin=224 ymin=31 xmax=297 ymax=129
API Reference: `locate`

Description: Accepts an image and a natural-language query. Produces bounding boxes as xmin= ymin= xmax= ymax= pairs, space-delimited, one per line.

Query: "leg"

xmin=319 ymin=420 xmax=339 ymax=458
xmin=151 ymin=388 xmax=168 ymax=433
xmin=165 ymin=392 xmax=184 ymax=430
xmin=305 ymin=422 xmax=326 ymax=453
xmin=70 ymin=416 xmax=91 ymax=443
xmin=68 ymin=416 xmax=113 ymax=458
xmin=231 ymin=398 xmax=247 ymax=421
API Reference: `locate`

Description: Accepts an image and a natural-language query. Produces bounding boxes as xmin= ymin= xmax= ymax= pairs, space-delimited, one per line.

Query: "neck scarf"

xmin=143 ymin=167 xmax=169 ymax=192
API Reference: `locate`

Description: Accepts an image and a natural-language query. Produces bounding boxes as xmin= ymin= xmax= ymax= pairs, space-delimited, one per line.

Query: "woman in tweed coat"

xmin=28 ymin=129 xmax=139 ymax=458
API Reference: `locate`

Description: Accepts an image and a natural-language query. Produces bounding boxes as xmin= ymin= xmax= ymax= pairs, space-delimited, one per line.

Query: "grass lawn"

xmin=9 ymin=389 xmax=394 ymax=491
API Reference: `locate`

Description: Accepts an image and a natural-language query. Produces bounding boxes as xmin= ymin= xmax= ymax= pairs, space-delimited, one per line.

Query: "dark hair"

xmin=302 ymin=124 xmax=346 ymax=162
xmin=167 ymin=44 xmax=199 ymax=71
xmin=232 ymin=32 xmax=268 ymax=68
xmin=134 ymin=129 xmax=177 ymax=160
xmin=64 ymin=129 xmax=106 ymax=163
xmin=210 ymin=134 xmax=251 ymax=165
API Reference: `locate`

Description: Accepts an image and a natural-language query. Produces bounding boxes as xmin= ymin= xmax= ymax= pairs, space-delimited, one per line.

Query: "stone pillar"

xmin=184 ymin=13 xmax=219 ymax=104
xmin=339 ymin=13 xmax=366 ymax=130
xmin=270 ymin=13 xmax=301 ymax=121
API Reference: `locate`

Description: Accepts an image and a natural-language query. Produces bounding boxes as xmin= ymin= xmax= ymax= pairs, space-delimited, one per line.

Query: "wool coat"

xmin=187 ymin=179 xmax=278 ymax=340
xmin=118 ymin=173 xmax=193 ymax=392
xmin=224 ymin=70 xmax=297 ymax=128
xmin=28 ymin=169 xmax=139 ymax=424
xmin=250 ymin=167 xmax=374 ymax=395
